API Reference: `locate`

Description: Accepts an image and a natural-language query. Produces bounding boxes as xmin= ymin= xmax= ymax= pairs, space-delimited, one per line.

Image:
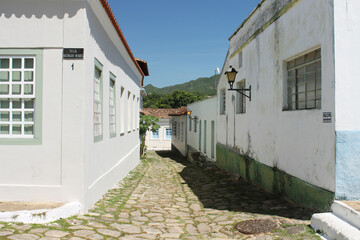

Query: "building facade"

xmin=186 ymin=97 xmax=217 ymax=163
xmin=217 ymin=0 xmax=360 ymax=210
xmin=141 ymin=108 xmax=179 ymax=150
xmin=170 ymin=107 xmax=188 ymax=157
xmin=0 ymin=0 xmax=148 ymax=213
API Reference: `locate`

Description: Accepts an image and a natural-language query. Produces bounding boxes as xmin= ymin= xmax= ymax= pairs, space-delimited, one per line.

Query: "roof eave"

xmin=99 ymin=0 xmax=145 ymax=82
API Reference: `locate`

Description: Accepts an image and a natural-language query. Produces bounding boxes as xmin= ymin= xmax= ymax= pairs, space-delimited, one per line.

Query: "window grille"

xmin=165 ymin=128 xmax=171 ymax=140
xmin=220 ymin=89 xmax=226 ymax=115
xmin=109 ymin=77 xmax=116 ymax=137
xmin=0 ymin=57 xmax=36 ymax=138
xmin=287 ymin=49 xmax=321 ymax=110
xmin=94 ymin=65 xmax=102 ymax=138
xmin=236 ymin=80 xmax=246 ymax=114
xmin=151 ymin=129 xmax=159 ymax=139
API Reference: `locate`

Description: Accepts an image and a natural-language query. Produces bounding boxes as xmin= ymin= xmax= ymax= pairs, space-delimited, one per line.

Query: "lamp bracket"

xmin=228 ymin=85 xmax=251 ymax=101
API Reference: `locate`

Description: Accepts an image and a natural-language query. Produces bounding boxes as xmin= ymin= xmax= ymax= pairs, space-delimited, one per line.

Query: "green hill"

xmin=144 ymin=75 xmax=220 ymax=96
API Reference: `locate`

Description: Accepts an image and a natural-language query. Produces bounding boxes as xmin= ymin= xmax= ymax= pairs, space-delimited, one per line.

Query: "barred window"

xmin=177 ymin=122 xmax=180 ymax=139
xmin=127 ymin=91 xmax=132 ymax=132
xmin=120 ymin=87 xmax=125 ymax=134
xmin=94 ymin=59 xmax=103 ymax=141
xmin=173 ymin=121 xmax=177 ymax=136
xmin=189 ymin=116 xmax=192 ymax=131
xmin=165 ymin=128 xmax=171 ymax=140
xmin=220 ymin=89 xmax=226 ymax=115
xmin=151 ymin=129 xmax=159 ymax=139
xmin=181 ymin=122 xmax=184 ymax=141
xmin=0 ymin=56 xmax=36 ymax=138
xmin=236 ymin=80 xmax=246 ymax=114
xmin=109 ymin=74 xmax=116 ymax=138
xmin=287 ymin=49 xmax=321 ymax=110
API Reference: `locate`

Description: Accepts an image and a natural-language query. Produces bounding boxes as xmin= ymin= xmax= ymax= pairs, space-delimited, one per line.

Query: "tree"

xmin=143 ymin=93 xmax=163 ymax=108
xmin=160 ymin=90 xmax=202 ymax=108
xmin=143 ymin=90 xmax=204 ymax=109
xmin=139 ymin=114 xmax=160 ymax=156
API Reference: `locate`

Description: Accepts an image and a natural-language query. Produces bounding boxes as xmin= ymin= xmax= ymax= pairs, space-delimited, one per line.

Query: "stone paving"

xmin=0 ymin=150 xmax=320 ymax=239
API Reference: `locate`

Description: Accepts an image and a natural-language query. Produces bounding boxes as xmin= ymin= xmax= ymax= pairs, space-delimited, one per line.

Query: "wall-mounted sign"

xmin=63 ymin=48 xmax=84 ymax=59
xmin=323 ymin=112 xmax=332 ymax=123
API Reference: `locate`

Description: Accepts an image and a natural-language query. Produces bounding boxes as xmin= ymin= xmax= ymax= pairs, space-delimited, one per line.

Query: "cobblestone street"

xmin=0 ymin=151 xmax=320 ymax=239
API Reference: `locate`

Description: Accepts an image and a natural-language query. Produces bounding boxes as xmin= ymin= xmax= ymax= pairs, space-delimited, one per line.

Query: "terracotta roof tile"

xmin=142 ymin=108 xmax=187 ymax=119
xmin=168 ymin=106 xmax=188 ymax=116
xmin=99 ymin=0 xmax=146 ymax=85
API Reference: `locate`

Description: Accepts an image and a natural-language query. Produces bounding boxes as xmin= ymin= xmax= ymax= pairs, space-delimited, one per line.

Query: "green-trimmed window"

xmin=136 ymin=97 xmax=139 ymax=129
xmin=132 ymin=94 xmax=136 ymax=131
xmin=220 ymin=89 xmax=226 ymax=115
xmin=199 ymin=120 xmax=202 ymax=150
xmin=109 ymin=73 xmax=116 ymax=138
xmin=0 ymin=49 xmax=43 ymax=144
xmin=189 ymin=115 xmax=192 ymax=131
xmin=94 ymin=59 xmax=103 ymax=142
xmin=204 ymin=120 xmax=207 ymax=153
xmin=211 ymin=121 xmax=215 ymax=158
xmin=120 ymin=87 xmax=125 ymax=134
xmin=127 ymin=91 xmax=131 ymax=132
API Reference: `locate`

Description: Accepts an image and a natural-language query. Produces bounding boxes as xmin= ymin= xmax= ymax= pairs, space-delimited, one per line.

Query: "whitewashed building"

xmin=0 ymin=0 xmax=148 ymax=213
xmin=186 ymin=97 xmax=217 ymax=163
xmin=141 ymin=108 xmax=179 ymax=150
xmin=217 ymin=0 xmax=360 ymax=211
xmin=170 ymin=107 xmax=187 ymax=156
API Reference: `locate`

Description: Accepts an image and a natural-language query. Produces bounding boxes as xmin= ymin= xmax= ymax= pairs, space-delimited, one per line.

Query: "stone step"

xmin=332 ymin=200 xmax=360 ymax=230
xmin=311 ymin=212 xmax=360 ymax=240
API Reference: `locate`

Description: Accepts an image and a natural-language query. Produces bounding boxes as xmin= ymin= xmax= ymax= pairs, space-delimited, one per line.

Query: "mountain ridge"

xmin=144 ymin=75 xmax=220 ymax=96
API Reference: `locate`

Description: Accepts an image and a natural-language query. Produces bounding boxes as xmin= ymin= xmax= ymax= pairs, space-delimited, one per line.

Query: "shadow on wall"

xmin=0 ymin=0 xmax=81 ymax=19
xmin=156 ymin=150 xmax=315 ymax=220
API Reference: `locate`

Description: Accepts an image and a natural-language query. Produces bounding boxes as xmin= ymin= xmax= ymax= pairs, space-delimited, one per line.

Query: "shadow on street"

xmin=156 ymin=150 xmax=315 ymax=221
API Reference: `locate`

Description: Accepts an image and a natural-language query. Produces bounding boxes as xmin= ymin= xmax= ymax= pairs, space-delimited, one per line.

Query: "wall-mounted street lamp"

xmin=224 ymin=65 xmax=251 ymax=101
xmin=187 ymin=111 xmax=197 ymax=121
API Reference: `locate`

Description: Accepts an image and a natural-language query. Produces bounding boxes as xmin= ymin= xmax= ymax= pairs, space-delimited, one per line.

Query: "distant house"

xmin=186 ymin=97 xmax=217 ymax=164
xmin=169 ymin=107 xmax=188 ymax=156
xmin=0 ymin=0 xmax=148 ymax=213
xmin=217 ymin=0 xmax=360 ymax=211
xmin=141 ymin=108 xmax=180 ymax=150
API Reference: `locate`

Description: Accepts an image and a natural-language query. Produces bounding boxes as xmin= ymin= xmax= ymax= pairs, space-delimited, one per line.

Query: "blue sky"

xmin=107 ymin=0 xmax=260 ymax=88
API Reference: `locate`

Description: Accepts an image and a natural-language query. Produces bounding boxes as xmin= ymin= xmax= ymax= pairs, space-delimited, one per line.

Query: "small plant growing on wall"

xmin=139 ymin=114 xmax=160 ymax=156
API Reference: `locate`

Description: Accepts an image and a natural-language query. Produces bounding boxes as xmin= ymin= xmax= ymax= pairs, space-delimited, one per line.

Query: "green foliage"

xmin=143 ymin=90 xmax=205 ymax=109
xmin=144 ymin=74 xmax=220 ymax=96
xmin=139 ymin=115 xmax=160 ymax=156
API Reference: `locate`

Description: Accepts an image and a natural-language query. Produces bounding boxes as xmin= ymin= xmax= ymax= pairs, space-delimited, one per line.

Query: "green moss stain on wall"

xmin=216 ymin=144 xmax=334 ymax=211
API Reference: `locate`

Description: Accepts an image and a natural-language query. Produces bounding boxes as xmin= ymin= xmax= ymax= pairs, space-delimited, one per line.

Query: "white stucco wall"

xmin=0 ymin=0 xmax=143 ymax=212
xmin=83 ymin=0 xmax=142 ymax=211
xmin=333 ymin=0 xmax=360 ymax=200
xmin=0 ymin=0 xmax=86 ymax=203
xmin=218 ymin=0 xmax=336 ymax=192
xmin=334 ymin=0 xmax=360 ymax=131
xmin=171 ymin=115 xmax=187 ymax=156
xmin=146 ymin=118 xmax=171 ymax=150
xmin=187 ymin=97 xmax=217 ymax=160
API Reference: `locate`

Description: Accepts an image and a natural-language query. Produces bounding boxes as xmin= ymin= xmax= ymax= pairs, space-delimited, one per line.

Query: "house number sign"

xmin=323 ymin=112 xmax=332 ymax=123
xmin=63 ymin=48 xmax=84 ymax=59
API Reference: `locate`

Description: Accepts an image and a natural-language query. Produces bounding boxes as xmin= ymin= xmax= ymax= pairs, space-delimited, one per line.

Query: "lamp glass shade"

xmin=187 ymin=111 xmax=192 ymax=116
xmin=226 ymin=71 xmax=237 ymax=83
xmin=224 ymin=66 xmax=238 ymax=83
